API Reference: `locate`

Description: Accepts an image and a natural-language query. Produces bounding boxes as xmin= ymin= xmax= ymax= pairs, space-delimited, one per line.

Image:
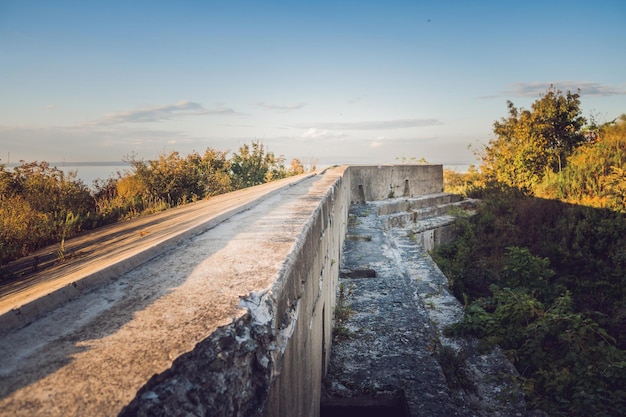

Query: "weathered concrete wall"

xmin=348 ymin=165 xmax=443 ymax=204
xmin=118 ymin=167 xmax=351 ymax=417
xmin=0 ymin=165 xmax=447 ymax=417
xmin=265 ymin=169 xmax=350 ymax=417
xmin=119 ymin=165 xmax=450 ymax=416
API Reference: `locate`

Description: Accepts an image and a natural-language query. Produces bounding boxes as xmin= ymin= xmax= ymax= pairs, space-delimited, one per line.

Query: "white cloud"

xmin=506 ymin=81 xmax=626 ymax=97
xmin=300 ymin=128 xmax=345 ymax=139
xmin=304 ymin=118 xmax=442 ymax=131
xmin=255 ymin=101 xmax=306 ymax=111
xmin=86 ymin=101 xmax=240 ymax=126
xmin=301 ymin=128 xmax=328 ymax=138
xmin=369 ymin=136 xmax=385 ymax=148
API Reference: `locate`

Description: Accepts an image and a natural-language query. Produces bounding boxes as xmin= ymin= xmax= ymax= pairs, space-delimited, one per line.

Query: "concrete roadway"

xmin=0 ymin=172 xmax=314 ymax=332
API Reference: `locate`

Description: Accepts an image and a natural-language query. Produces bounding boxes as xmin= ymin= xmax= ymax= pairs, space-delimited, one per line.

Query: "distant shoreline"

xmin=4 ymin=161 xmax=473 ymax=169
xmin=2 ymin=161 xmax=474 ymax=186
xmin=5 ymin=161 xmax=131 ymax=168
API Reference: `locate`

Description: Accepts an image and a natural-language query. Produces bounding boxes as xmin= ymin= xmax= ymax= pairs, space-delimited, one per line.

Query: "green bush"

xmin=434 ymin=189 xmax=626 ymax=416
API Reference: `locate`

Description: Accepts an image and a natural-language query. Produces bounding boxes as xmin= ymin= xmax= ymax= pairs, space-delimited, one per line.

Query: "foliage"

xmin=0 ymin=195 xmax=52 ymax=263
xmin=1 ymin=142 xmax=305 ymax=268
xmin=481 ymin=86 xmax=587 ymax=191
xmin=443 ymin=165 xmax=484 ymax=196
xmin=230 ymin=140 xmax=286 ymax=188
xmin=0 ymin=161 xmax=94 ymax=217
xmin=535 ymin=115 xmax=626 ymax=212
xmin=0 ymin=162 xmax=94 ymax=265
xmin=434 ymin=189 xmax=626 ymax=416
xmin=333 ymin=282 xmax=356 ymax=341
xmin=437 ymin=103 xmax=626 ymax=413
xmin=288 ymin=158 xmax=305 ymax=176
xmin=128 ymin=148 xmax=233 ymax=205
xmin=438 ymin=91 xmax=626 ymax=416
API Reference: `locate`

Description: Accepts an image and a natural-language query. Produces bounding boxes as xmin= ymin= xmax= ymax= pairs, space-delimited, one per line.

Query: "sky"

xmin=1 ymin=0 xmax=625 ymax=168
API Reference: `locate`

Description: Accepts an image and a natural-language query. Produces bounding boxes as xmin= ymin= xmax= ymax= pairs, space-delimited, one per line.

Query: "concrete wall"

xmin=119 ymin=166 xmax=446 ymax=416
xmin=348 ymin=165 xmax=443 ymax=204
xmin=119 ymin=165 xmax=450 ymax=416
xmin=264 ymin=169 xmax=350 ymax=417
xmin=119 ymin=167 xmax=351 ymax=417
xmin=1 ymin=165 xmax=444 ymax=417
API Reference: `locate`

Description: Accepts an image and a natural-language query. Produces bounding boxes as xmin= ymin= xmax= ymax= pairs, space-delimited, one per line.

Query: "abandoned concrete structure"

xmin=0 ymin=165 xmax=536 ymax=417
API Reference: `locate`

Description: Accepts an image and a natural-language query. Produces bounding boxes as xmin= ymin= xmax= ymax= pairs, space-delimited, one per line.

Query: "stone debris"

xmin=322 ymin=196 xmax=546 ymax=417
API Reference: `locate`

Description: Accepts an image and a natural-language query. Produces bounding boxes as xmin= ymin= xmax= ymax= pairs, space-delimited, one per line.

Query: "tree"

xmin=194 ymin=148 xmax=233 ymax=196
xmin=288 ymin=158 xmax=305 ymax=176
xmin=531 ymin=87 xmax=587 ymax=172
xmin=534 ymin=114 xmax=626 ymax=211
xmin=230 ymin=141 xmax=277 ymax=188
xmin=482 ymin=86 xmax=587 ymax=191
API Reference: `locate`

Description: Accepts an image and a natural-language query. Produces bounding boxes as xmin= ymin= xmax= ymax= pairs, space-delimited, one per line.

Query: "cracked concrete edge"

xmin=118 ymin=167 xmax=348 ymax=417
xmin=0 ymin=173 xmax=317 ymax=336
xmin=117 ymin=310 xmax=276 ymax=417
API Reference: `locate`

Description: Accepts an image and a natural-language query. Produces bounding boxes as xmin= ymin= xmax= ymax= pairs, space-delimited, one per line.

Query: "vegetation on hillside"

xmin=535 ymin=115 xmax=626 ymax=212
xmin=0 ymin=140 xmax=310 ymax=269
xmin=437 ymin=89 xmax=626 ymax=416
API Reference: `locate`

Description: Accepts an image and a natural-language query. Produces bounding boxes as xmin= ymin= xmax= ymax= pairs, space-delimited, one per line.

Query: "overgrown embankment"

xmin=436 ymin=89 xmax=626 ymax=416
xmin=433 ymin=189 xmax=626 ymax=416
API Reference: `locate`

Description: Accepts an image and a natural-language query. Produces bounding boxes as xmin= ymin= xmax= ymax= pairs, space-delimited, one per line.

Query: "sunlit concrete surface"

xmin=0 ymin=172 xmax=314 ymax=332
xmin=0 ymin=167 xmax=348 ymax=417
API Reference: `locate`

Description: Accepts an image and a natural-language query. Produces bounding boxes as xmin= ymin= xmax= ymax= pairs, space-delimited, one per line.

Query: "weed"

xmin=438 ymin=345 xmax=475 ymax=392
xmin=333 ymin=282 xmax=356 ymax=340
xmin=56 ymin=212 xmax=78 ymax=263
xmin=347 ymin=214 xmax=359 ymax=226
xmin=333 ymin=325 xmax=356 ymax=341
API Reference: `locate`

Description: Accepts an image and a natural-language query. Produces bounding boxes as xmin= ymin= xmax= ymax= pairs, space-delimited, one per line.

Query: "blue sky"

xmin=1 ymin=0 xmax=625 ymax=167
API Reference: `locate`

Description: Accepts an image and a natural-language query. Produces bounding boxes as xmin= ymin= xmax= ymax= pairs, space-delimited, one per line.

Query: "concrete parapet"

xmin=118 ymin=167 xmax=350 ymax=417
xmin=0 ymin=168 xmax=349 ymax=417
xmin=348 ymin=165 xmax=443 ymax=204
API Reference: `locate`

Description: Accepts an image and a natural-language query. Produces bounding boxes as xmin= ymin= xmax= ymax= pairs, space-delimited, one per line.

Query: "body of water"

xmin=60 ymin=163 xmax=132 ymax=187
xmin=443 ymin=164 xmax=475 ymax=173
xmin=5 ymin=162 xmax=132 ymax=188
